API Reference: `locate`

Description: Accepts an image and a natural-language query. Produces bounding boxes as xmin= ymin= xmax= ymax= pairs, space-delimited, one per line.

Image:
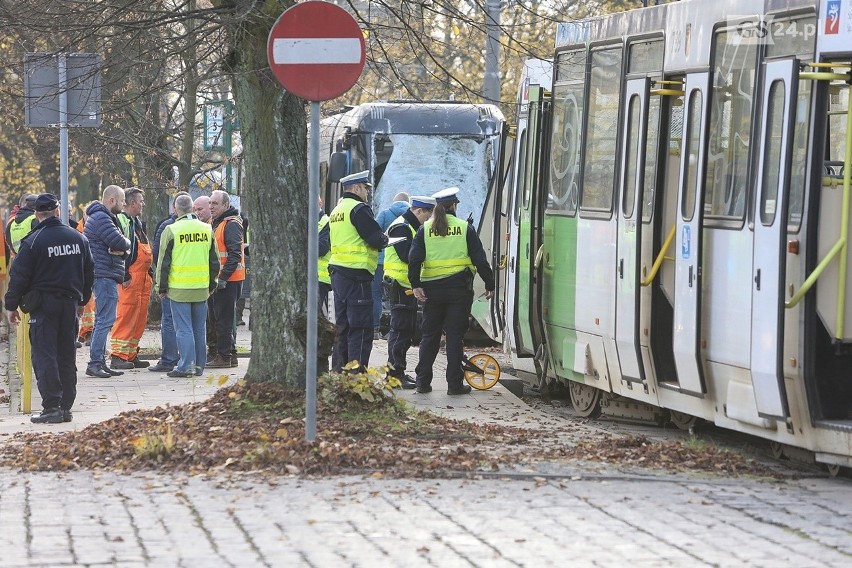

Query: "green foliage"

xmin=319 ymin=362 xmax=402 ymax=409
xmin=131 ymin=425 xmax=175 ymax=459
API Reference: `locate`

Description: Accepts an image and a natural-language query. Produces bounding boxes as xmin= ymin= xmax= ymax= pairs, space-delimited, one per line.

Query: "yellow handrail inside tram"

xmin=650 ymin=89 xmax=685 ymax=97
xmin=642 ymin=224 xmax=676 ymax=287
xmin=786 ymin=64 xmax=852 ymax=343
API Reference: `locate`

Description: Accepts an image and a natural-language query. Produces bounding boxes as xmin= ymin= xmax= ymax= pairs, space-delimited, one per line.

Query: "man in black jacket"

xmin=4 ymin=193 xmax=95 ymax=424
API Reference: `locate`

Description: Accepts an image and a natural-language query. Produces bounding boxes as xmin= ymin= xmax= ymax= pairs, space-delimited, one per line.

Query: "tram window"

xmin=623 ymin=95 xmax=640 ymax=218
xmin=760 ymin=81 xmax=785 ymax=226
xmin=515 ymin=128 xmax=528 ymax=225
xmin=704 ymin=28 xmax=758 ymax=221
xmin=628 ymin=39 xmax=663 ymax=74
xmin=682 ymin=91 xmax=703 ymax=221
xmin=642 ymin=94 xmax=662 ymax=222
xmin=549 ymin=50 xmax=586 ymax=215
xmin=581 ymin=46 xmax=623 ymax=212
xmin=766 ymin=16 xmax=817 ymax=58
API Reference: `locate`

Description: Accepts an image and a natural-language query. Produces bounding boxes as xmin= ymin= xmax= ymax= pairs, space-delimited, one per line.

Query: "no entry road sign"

xmin=267 ymin=1 xmax=366 ymax=101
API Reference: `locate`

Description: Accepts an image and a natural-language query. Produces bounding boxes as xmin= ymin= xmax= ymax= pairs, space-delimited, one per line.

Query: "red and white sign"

xmin=267 ymin=1 xmax=366 ymax=101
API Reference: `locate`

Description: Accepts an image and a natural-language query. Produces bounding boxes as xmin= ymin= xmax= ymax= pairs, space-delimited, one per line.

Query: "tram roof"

xmin=325 ymin=101 xmax=504 ymax=137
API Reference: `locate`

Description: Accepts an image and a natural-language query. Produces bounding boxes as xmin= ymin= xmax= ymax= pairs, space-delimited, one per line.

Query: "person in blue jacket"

xmin=83 ymin=185 xmax=131 ymax=378
xmin=372 ymin=192 xmax=409 ymax=338
xmin=4 ymin=194 xmax=94 ymax=424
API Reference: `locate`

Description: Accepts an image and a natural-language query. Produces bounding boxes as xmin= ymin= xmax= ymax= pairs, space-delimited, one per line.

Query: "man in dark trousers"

xmin=206 ymin=190 xmax=244 ymax=368
xmin=328 ymin=170 xmax=388 ymax=372
xmin=4 ymin=193 xmax=94 ymax=424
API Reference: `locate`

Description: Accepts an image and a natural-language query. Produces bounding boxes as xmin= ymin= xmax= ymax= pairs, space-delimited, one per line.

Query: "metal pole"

xmin=483 ymin=0 xmax=501 ymax=105
xmin=306 ymin=101 xmax=320 ymax=441
xmin=58 ymin=54 xmax=69 ymax=224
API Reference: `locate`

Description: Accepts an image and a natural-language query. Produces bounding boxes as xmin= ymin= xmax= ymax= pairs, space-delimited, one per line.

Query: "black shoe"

xmin=31 ymin=408 xmax=64 ymax=424
xmin=130 ymin=357 xmax=150 ymax=369
xmin=62 ymin=409 xmax=73 ymax=423
xmin=85 ymin=364 xmax=111 ymax=378
xmin=416 ymin=384 xmax=432 ymax=394
xmin=399 ymin=374 xmax=416 ymax=390
xmin=447 ymin=384 xmax=472 ymax=395
xmin=230 ymin=355 xmax=239 ymax=367
xmin=167 ymin=369 xmax=195 ymax=378
xmin=75 ymin=341 xmax=83 ymax=349
xmin=105 ymin=366 xmax=124 ymax=376
xmin=148 ymin=362 xmax=174 ymax=373
xmin=237 ymin=320 xmax=246 ymax=326
xmin=111 ymin=356 xmax=134 ymax=370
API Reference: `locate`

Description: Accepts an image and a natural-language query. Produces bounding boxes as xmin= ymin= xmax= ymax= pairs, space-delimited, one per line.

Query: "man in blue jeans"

xmin=148 ymin=192 xmax=190 ymax=372
xmin=84 ymin=185 xmax=131 ymax=378
xmin=155 ymin=194 xmax=219 ymax=378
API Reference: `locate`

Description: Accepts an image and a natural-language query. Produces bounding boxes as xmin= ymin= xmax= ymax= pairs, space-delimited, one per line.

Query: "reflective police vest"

xmin=383 ymin=215 xmax=415 ymax=288
xmin=9 ymin=215 xmax=37 ymax=254
xmin=214 ymin=216 xmax=246 ymax=282
xmin=329 ymin=197 xmax=378 ymax=274
xmin=169 ymin=217 xmax=213 ymax=289
xmin=421 ymin=215 xmax=475 ymax=281
xmin=318 ymin=213 xmax=331 ymax=285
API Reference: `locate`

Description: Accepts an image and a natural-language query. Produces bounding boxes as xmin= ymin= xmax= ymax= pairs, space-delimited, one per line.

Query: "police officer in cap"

xmin=328 ymin=170 xmax=388 ymax=372
xmin=383 ymin=195 xmax=435 ymax=388
xmin=4 ymin=193 xmax=95 ymax=424
xmin=408 ymin=187 xmax=494 ymax=395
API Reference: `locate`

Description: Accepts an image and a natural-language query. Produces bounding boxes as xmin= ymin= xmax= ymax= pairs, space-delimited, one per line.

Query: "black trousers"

xmin=209 ymin=280 xmax=242 ymax=358
xmin=29 ymin=295 xmax=78 ymax=410
xmin=385 ymin=280 xmax=417 ymax=377
xmin=319 ymin=281 xmax=331 ymax=319
xmin=331 ymin=272 xmax=373 ymax=372
xmin=415 ymin=284 xmax=472 ymax=389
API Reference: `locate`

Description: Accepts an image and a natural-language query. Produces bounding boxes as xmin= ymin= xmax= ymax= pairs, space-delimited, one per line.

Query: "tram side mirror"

xmin=329 ymin=152 xmax=347 ymax=183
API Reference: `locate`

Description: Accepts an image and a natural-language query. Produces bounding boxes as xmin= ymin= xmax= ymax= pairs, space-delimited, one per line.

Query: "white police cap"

xmin=410 ymin=195 xmax=436 ymax=209
xmin=340 ymin=170 xmax=372 ymax=187
xmin=431 ymin=187 xmax=460 ymax=204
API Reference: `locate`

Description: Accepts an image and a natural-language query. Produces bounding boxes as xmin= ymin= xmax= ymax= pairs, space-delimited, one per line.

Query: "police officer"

xmin=408 ymin=187 xmax=494 ymax=395
xmin=6 ymin=194 xmax=39 ymax=255
xmin=318 ymin=196 xmax=332 ymax=317
xmin=4 ymin=193 xmax=95 ymax=424
xmin=384 ymin=196 xmax=435 ymax=389
xmin=328 ymin=170 xmax=388 ymax=372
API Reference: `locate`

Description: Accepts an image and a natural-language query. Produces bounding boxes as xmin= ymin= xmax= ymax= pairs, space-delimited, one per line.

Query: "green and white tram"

xmin=502 ymin=0 xmax=852 ymax=469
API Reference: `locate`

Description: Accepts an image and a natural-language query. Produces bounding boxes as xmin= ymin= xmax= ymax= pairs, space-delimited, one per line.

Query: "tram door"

xmin=615 ymin=78 xmax=649 ymax=382
xmin=672 ymin=73 xmax=709 ymax=396
xmin=513 ymin=86 xmax=548 ymax=355
xmin=750 ymin=60 xmax=798 ymax=419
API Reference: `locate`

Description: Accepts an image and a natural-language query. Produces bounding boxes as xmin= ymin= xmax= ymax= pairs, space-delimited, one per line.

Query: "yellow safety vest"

xmin=421 ymin=215 xmax=475 ymax=281
xmin=384 ymin=215 xmax=415 ymax=288
xmin=318 ymin=214 xmax=331 ymax=284
xmin=329 ymin=197 xmax=378 ymax=274
xmin=168 ymin=218 xmax=213 ymax=289
xmin=9 ymin=215 xmax=37 ymax=254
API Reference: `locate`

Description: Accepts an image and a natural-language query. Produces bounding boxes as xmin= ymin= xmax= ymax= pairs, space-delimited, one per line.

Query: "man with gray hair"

xmin=155 ymin=194 xmax=219 ymax=378
xmin=206 ymin=190 xmax=244 ymax=368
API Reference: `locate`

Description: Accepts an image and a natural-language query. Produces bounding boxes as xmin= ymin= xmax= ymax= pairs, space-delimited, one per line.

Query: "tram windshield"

xmin=370 ymin=134 xmax=494 ymax=229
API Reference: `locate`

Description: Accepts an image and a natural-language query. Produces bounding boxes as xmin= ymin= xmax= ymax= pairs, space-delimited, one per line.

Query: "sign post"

xmin=24 ymin=52 xmax=101 ymax=223
xmin=267 ymin=1 xmax=365 ymax=441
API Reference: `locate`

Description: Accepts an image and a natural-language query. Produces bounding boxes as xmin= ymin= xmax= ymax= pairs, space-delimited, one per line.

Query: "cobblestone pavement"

xmin=0 ymin=471 xmax=849 ymax=567
xmin=1 ymin=317 xmax=851 ymax=566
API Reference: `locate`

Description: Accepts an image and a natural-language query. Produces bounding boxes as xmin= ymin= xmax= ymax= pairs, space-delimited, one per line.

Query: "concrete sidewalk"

xmin=0 ymin=318 xmax=555 ymax=435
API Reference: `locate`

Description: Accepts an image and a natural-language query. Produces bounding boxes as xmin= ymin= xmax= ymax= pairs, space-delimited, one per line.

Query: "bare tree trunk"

xmin=220 ymin=0 xmax=309 ymax=385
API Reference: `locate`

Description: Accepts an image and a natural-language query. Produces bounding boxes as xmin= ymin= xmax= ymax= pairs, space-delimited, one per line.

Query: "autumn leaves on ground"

xmin=0 ymin=370 xmax=782 ymax=479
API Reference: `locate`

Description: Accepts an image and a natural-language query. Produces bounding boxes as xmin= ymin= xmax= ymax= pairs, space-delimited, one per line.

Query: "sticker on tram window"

xmin=826 ymin=0 xmax=841 ymax=35
xmin=681 ymin=225 xmax=691 ymax=260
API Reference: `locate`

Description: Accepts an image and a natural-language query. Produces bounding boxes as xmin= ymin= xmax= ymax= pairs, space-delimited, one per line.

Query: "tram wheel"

xmin=669 ymin=410 xmax=698 ymax=431
xmin=463 ymin=353 xmax=501 ymax=390
xmin=568 ymin=381 xmax=602 ymax=418
xmin=769 ymin=441 xmax=786 ymax=460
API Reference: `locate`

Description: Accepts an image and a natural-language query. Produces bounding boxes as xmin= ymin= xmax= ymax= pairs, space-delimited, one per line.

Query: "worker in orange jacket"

xmin=109 ymin=187 xmax=154 ymax=369
xmin=75 ymin=208 xmax=96 ymax=344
